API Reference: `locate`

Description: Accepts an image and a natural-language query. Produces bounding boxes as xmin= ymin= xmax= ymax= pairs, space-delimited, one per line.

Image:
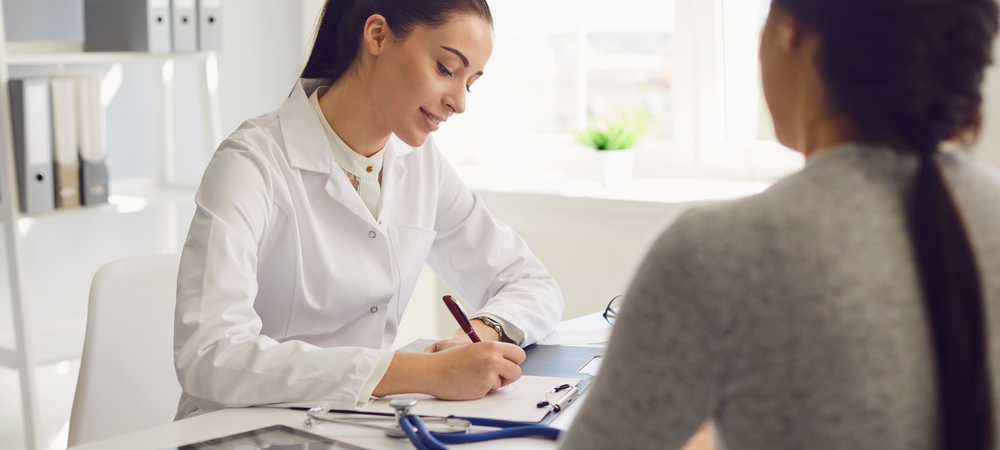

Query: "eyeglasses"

xmin=603 ymin=295 xmax=624 ymax=325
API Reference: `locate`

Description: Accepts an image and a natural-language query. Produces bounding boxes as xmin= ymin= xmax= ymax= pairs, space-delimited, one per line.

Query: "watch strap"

xmin=475 ymin=316 xmax=513 ymax=344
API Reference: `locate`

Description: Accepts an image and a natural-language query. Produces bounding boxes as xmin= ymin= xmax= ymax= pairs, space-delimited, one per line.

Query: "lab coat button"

xmin=369 ymin=231 xmax=376 ymax=238
xmin=370 ymin=306 xmax=378 ymax=313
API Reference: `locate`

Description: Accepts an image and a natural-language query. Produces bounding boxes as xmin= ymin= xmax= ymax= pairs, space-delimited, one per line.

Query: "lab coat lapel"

xmin=279 ymin=78 xmax=335 ymax=174
xmin=279 ymin=78 xmax=378 ymax=227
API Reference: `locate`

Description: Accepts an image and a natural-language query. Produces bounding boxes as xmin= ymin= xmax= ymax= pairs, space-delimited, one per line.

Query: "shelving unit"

xmin=0 ymin=5 xmax=222 ymax=449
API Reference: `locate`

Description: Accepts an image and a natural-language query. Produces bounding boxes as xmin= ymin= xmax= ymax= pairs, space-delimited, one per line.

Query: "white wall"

xmin=217 ymin=0 xmax=309 ymax=137
xmin=393 ymin=192 xmax=689 ymax=347
xmin=174 ymin=0 xmax=310 ymax=184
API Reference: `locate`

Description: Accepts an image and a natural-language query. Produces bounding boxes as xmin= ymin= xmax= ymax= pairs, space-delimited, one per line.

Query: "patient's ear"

xmin=770 ymin=8 xmax=804 ymax=54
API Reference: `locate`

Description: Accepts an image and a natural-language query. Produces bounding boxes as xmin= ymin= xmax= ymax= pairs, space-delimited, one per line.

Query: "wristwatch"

xmin=475 ymin=316 xmax=514 ymax=344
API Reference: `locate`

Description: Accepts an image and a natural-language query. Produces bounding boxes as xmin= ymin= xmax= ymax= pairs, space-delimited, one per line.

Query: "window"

xmin=434 ymin=0 xmax=803 ymax=182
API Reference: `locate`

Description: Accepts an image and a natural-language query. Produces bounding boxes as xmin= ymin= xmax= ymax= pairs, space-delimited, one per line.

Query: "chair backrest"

xmin=68 ymin=253 xmax=182 ymax=446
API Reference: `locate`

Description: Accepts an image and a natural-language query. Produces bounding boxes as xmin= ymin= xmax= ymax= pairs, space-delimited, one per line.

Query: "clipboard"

xmin=396 ymin=340 xmax=604 ymax=423
xmin=522 ymin=344 xmax=604 ymax=423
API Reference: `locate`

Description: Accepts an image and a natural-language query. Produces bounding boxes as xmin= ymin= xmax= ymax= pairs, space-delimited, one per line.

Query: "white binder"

xmin=171 ymin=0 xmax=198 ymax=52
xmin=84 ymin=0 xmax=172 ymax=53
xmin=9 ymin=78 xmax=56 ymax=214
xmin=197 ymin=0 xmax=222 ymax=51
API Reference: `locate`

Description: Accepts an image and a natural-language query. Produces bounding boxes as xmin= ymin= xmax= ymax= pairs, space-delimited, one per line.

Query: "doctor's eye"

xmin=437 ymin=62 xmax=453 ymax=77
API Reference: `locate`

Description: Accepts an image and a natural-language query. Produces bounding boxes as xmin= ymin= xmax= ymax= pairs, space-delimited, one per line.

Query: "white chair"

xmin=68 ymin=253 xmax=183 ymax=446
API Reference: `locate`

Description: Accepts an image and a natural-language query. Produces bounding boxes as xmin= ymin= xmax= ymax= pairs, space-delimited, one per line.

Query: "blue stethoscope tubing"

xmin=398 ymin=414 xmax=561 ymax=450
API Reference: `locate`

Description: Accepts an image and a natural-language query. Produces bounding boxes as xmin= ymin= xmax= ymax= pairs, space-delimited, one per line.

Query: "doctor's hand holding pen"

xmin=373 ymin=338 xmax=525 ymax=400
xmin=371 ymin=295 xmax=527 ymax=400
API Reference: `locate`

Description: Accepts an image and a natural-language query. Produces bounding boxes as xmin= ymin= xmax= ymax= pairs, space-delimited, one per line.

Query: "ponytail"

xmin=300 ymin=0 xmax=493 ymax=83
xmin=911 ymin=147 xmax=993 ymax=450
xmin=302 ymin=0 xmax=364 ymax=82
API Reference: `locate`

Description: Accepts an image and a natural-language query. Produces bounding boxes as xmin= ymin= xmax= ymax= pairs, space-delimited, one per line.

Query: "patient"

xmin=561 ymin=0 xmax=1000 ymax=449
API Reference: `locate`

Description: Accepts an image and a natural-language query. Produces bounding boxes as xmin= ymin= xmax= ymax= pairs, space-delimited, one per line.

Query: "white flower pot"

xmin=596 ymin=149 xmax=634 ymax=186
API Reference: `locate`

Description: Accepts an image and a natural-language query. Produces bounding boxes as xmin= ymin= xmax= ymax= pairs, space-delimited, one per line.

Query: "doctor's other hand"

xmin=374 ymin=341 xmax=526 ymax=401
xmin=425 ymin=318 xmax=502 ymax=353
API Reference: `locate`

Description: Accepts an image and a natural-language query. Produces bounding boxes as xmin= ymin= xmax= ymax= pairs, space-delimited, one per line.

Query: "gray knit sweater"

xmin=560 ymin=143 xmax=1000 ymax=450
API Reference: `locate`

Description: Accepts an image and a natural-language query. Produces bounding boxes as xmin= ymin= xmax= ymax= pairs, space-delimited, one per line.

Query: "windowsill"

xmin=456 ymin=164 xmax=773 ymax=206
xmin=442 ymin=134 xmax=801 ymax=210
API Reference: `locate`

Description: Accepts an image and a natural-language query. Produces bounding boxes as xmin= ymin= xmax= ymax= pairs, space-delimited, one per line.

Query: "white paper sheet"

xmin=360 ymin=375 xmax=581 ymax=423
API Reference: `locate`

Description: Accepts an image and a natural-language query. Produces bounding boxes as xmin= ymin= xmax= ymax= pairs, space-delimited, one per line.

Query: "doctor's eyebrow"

xmin=440 ymin=46 xmax=485 ymax=76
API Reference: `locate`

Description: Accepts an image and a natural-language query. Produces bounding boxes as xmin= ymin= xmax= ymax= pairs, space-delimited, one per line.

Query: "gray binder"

xmin=9 ymin=78 xmax=56 ymax=215
xmin=84 ymin=0 xmax=171 ymax=53
xmin=80 ymin=159 xmax=109 ymax=205
xmin=196 ymin=0 xmax=222 ymax=51
xmin=171 ymin=0 xmax=197 ymax=52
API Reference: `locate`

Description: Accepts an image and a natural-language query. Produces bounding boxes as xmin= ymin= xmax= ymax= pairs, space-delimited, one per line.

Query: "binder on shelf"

xmin=84 ymin=0 xmax=172 ymax=53
xmin=171 ymin=0 xmax=198 ymax=52
xmin=9 ymin=78 xmax=56 ymax=215
xmin=50 ymin=78 xmax=82 ymax=208
xmin=77 ymin=76 xmax=110 ymax=205
xmin=196 ymin=0 xmax=222 ymax=51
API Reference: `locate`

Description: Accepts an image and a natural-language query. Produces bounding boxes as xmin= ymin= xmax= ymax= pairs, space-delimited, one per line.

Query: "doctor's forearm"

xmin=372 ymin=352 xmax=433 ymax=398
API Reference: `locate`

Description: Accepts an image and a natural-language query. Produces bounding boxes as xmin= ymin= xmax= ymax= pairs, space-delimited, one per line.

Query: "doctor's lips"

xmin=420 ymin=108 xmax=447 ymax=126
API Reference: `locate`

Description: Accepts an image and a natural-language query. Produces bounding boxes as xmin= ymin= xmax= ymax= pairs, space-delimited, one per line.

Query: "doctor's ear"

xmin=363 ymin=14 xmax=392 ymax=56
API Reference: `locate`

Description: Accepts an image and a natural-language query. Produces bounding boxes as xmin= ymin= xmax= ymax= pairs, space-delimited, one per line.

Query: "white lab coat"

xmin=173 ymin=79 xmax=564 ymax=418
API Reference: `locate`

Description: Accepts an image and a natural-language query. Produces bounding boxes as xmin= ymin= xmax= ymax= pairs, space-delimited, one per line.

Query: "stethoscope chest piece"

xmin=304 ymin=399 xmax=472 ymax=438
xmin=387 ymin=398 xmax=418 ymax=437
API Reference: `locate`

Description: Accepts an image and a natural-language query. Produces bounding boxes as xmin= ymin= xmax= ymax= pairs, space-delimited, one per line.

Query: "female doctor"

xmin=172 ymin=0 xmax=563 ymax=418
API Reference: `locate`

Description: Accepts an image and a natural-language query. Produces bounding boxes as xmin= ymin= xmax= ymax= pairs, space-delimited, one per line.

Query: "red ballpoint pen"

xmin=442 ymin=295 xmax=481 ymax=343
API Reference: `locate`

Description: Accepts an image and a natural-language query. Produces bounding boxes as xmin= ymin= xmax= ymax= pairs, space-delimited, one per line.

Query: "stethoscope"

xmin=304 ymin=398 xmax=562 ymax=449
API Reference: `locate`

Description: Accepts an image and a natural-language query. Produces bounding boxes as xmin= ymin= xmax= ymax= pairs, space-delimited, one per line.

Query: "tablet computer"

xmin=164 ymin=425 xmax=360 ymax=449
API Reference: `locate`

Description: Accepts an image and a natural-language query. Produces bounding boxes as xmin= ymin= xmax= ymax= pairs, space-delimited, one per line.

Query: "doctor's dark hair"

xmin=300 ymin=0 xmax=493 ymax=83
xmin=772 ymin=0 xmax=999 ymax=449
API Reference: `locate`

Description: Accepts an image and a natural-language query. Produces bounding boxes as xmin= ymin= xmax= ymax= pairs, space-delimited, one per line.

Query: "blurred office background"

xmin=2 ymin=0 xmax=1000 ymax=449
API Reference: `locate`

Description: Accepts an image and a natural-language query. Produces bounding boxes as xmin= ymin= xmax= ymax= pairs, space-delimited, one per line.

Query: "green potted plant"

xmin=577 ymin=110 xmax=652 ymax=186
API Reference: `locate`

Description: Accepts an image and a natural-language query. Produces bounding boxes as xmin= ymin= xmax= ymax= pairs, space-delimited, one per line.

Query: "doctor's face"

xmin=369 ymin=14 xmax=493 ymax=147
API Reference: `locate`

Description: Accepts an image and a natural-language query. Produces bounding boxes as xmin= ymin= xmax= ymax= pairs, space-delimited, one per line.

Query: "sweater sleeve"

xmin=559 ymin=210 xmax=726 ymax=450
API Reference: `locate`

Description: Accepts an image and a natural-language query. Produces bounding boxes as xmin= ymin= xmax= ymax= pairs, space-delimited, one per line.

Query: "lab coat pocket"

xmin=387 ymin=224 xmax=437 ymax=320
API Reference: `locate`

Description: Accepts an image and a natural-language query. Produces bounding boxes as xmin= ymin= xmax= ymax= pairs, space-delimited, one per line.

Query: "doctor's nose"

xmin=444 ymin=89 xmax=466 ymax=115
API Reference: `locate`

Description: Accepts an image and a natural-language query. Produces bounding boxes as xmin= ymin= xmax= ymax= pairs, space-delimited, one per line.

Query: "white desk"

xmin=68 ymin=314 xmax=611 ymax=450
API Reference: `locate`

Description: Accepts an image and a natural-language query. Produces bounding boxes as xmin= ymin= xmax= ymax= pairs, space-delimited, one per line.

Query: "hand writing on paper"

xmin=373 ymin=341 xmax=526 ymax=400
xmin=426 ymin=341 xmax=526 ymax=399
xmin=425 ymin=319 xmax=501 ymax=353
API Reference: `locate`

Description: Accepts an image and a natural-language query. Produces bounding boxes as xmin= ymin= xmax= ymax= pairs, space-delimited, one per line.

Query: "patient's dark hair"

xmin=300 ymin=0 xmax=492 ymax=83
xmin=773 ymin=0 xmax=999 ymax=448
